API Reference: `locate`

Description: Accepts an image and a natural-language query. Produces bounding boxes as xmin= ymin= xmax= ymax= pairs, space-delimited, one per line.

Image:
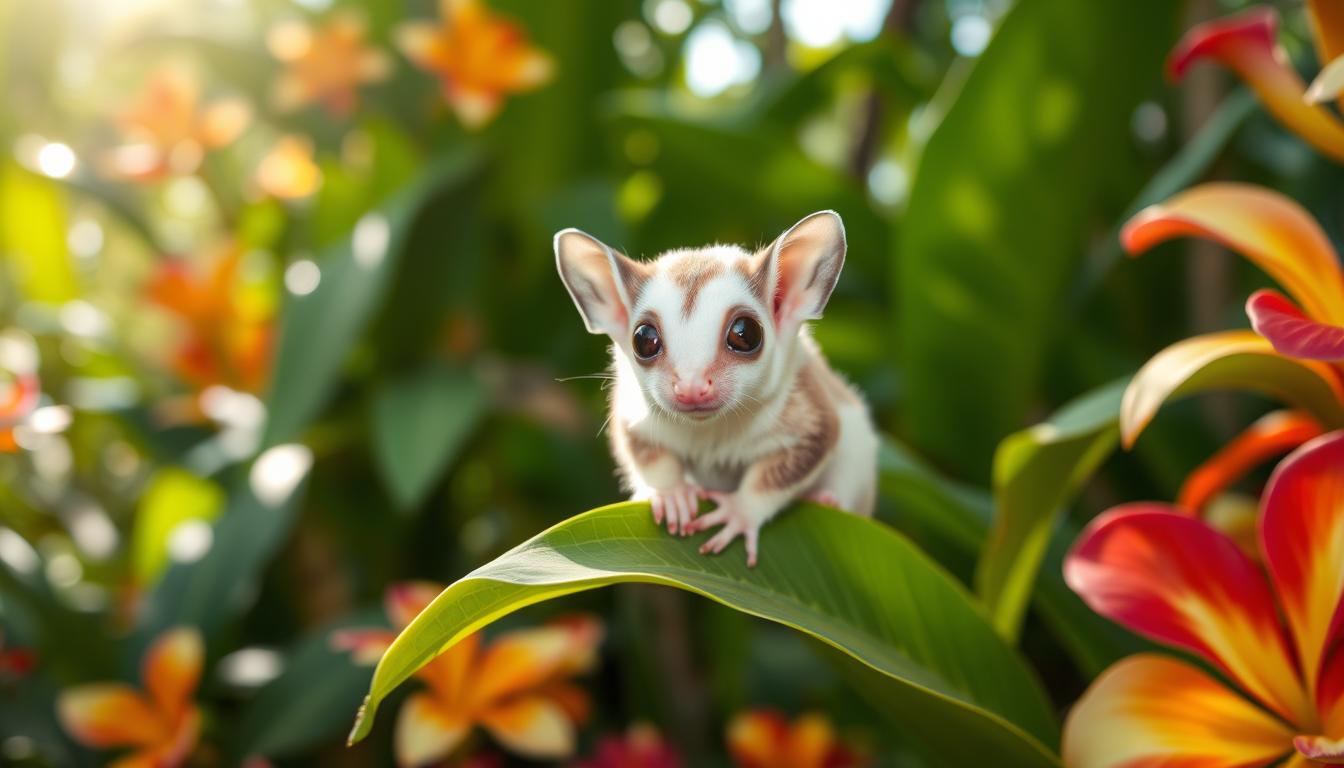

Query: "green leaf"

xmin=879 ymin=436 xmax=1143 ymax=678
xmin=1075 ymin=89 xmax=1258 ymax=297
xmin=896 ymin=0 xmax=1179 ymax=475
xmin=131 ymin=468 xmax=225 ymax=585
xmin=976 ymin=379 xmax=1125 ymax=641
xmin=610 ymin=103 xmax=887 ymax=267
xmin=0 ymin=162 xmax=78 ymax=303
xmin=349 ymin=504 xmax=1060 ymax=765
xmin=260 ymin=149 xmax=482 ymax=447
xmin=136 ymin=445 xmax=313 ymax=641
xmin=372 ymin=363 xmax=487 ymax=511
xmin=235 ymin=611 xmax=379 ymax=759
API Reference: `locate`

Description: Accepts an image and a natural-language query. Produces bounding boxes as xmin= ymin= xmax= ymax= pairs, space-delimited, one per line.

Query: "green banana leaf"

xmin=976 ymin=379 xmax=1125 ymax=641
xmin=260 ymin=148 xmax=483 ymax=448
xmin=348 ymin=503 xmax=1061 ymax=766
xmin=897 ymin=0 xmax=1178 ymax=475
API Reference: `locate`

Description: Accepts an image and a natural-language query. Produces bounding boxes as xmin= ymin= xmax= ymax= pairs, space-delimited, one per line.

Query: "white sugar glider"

xmin=555 ymin=211 xmax=878 ymax=567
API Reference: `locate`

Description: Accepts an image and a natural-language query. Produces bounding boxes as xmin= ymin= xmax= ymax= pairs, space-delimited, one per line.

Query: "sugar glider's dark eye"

xmin=632 ymin=323 xmax=662 ymax=360
xmin=726 ymin=316 xmax=763 ymax=354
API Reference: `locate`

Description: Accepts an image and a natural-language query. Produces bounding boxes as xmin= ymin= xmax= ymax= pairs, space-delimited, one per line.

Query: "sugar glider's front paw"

xmin=639 ymin=485 xmax=702 ymax=537
xmin=691 ymin=491 xmax=768 ymax=568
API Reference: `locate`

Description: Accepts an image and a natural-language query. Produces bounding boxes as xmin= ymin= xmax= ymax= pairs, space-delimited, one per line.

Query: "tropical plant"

xmin=1062 ymin=432 xmax=1344 ymax=768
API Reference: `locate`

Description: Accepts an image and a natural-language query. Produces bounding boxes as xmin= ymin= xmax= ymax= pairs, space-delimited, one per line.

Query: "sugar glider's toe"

xmin=805 ymin=490 xmax=841 ymax=509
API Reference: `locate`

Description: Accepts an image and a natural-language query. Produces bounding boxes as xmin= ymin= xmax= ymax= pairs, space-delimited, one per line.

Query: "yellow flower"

xmin=57 ymin=627 xmax=204 ymax=768
xmin=396 ymin=0 xmax=554 ymax=129
xmin=268 ymin=12 xmax=391 ymax=117
xmin=254 ymin=135 xmax=322 ymax=200
xmin=105 ymin=68 xmax=250 ymax=181
xmin=334 ymin=582 xmax=603 ymax=767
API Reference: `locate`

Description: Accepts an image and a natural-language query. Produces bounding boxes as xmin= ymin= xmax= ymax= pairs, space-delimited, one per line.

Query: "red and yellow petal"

xmin=727 ymin=710 xmax=790 ymax=768
xmin=1248 ymin=289 xmax=1344 ymax=361
xmin=143 ymin=627 xmax=203 ymax=724
xmin=1065 ymin=505 xmax=1313 ymax=725
xmin=1062 ymin=654 xmax=1295 ymax=768
xmin=1168 ymin=8 xmax=1344 ymax=164
xmin=416 ymin=632 xmax=481 ymax=702
xmin=1177 ymin=410 xmax=1324 ymax=515
xmin=1319 ymin=642 xmax=1344 ymax=737
xmin=787 ymin=713 xmax=840 ymax=768
xmin=1121 ymin=183 xmax=1344 ymax=325
xmin=1119 ymin=330 xmax=1344 ymax=448
xmin=478 ymin=694 xmax=574 ymax=758
xmin=395 ymin=692 xmax=469 ymax=768
xmin=1259 ymin=432 xmax=1344 ymax=703
xmin=57 ymin=684 xmax=168 ymax=747
xmin=469 ymin=621 xmax=599 ymax=706
xmin=1309 ymin=0 xmax=1344 ymax=86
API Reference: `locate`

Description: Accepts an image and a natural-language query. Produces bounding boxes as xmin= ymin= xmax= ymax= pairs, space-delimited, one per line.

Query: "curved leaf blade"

xmin=896 ymin=0 xmax=1178 ymax=474
xmin=372 ymin=363 xmax=487 ymax=511
xmin=349 ymin=504 xmax=1060 ymax=765
xmin=976 ymin=379 xmax=1125 ymax=640
xmin=261 ymin=149 xmax=483 ymax=447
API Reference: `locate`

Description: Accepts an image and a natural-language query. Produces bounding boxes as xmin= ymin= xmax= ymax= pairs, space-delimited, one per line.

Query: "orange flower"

xmin=396 ymin=0 xmax=554 ymax=129
xmin=105 ymin=68 xmax=251 ymax=181
xmin=1062 ymin=432 xmax=1344 ymax=767
xmin=57 ymin=627 xmax=204 ymax=768
xmin=254 ymin=135 xmax=321 ymax=199
xmin=0 ymin=332 xmax=41 ymax=453
xmin=726 ymin=710 xmax=864 ymax=768
xmin=334 ymin=582 xmax=603 ymax=767
xmin=1168 ymin=5 xmax=1344 ymax=163
xmin=268 ymin=12 xmax=391 ymax=117
xmin=145 ymin=244 xmax=273 ymax=395
xmin=1119 ymin=183 xmax=1344 ymax=516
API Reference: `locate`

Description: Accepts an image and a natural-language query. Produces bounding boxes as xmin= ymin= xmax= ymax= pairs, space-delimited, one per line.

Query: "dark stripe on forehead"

xmin=668 ymin=258 xmax=725 ymax=318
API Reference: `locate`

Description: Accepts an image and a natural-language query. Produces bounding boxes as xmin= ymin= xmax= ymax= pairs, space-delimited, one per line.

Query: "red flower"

xmin=1063 ymin=433 xmax=1344 ymax=767
xmin=572 ymin=723 xmax=682 ymax=768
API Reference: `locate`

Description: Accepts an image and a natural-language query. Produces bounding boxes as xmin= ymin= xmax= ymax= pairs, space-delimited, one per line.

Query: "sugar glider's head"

xmin=555 ymin=211 xmax=845 ymax=421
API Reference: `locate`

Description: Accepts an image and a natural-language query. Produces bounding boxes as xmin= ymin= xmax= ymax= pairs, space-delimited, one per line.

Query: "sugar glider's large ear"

xmin=555 ymin=228 xmax=648 ymax=337
xmin=754 ymin=211 xmax=846 ymax=331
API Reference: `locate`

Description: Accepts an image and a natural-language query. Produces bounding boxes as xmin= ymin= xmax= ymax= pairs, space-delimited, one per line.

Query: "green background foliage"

xmin=0 ymin=0 xmax=1334 ymax=765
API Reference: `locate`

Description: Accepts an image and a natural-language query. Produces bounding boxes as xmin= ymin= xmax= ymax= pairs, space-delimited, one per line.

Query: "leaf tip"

xmin=347 ymin=695 xmax=375 ymax=746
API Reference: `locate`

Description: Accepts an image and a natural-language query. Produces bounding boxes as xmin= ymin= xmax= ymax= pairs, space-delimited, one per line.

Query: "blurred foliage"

xmin=0 ymin=0 xmax=1337 ymax=765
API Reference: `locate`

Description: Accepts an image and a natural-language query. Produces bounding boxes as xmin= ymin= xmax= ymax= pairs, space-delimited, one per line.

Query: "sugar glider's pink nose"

xmin=672 ymin=375 xmax=715 ymax=406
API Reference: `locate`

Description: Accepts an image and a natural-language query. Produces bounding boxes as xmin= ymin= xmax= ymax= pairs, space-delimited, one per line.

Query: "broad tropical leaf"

xmin=261 ymin=148 xmax=482 ymax=447
xmin=880 ymin=435 xmax=1143 ymax=678
xmin=897 ymin=0 xmax=1178 ymax=474
xmin=349 ymin=504 xmax=1060 ymax=766
xmin=235 ymin=611 xmax=379 ymax=759
xmin=372 ymin=363 xmax=487 ymax=511
xmin=136 ymin=444 xmax=313 ymax=642
xmin=977 ymin=379 xmax=1124 ymax=640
